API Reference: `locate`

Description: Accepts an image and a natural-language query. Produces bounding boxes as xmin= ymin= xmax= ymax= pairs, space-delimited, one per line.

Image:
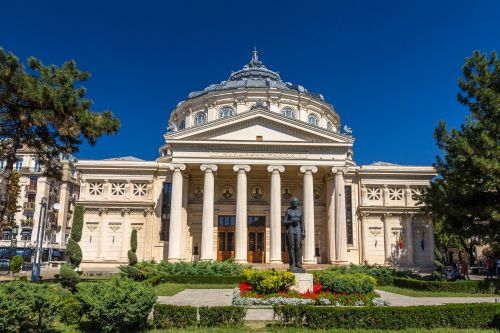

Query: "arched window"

xmin=219 ymin=106 xmax=235 ymax=119
xmin=308 ymin=114 xmax=319 ymax=126
xmin=281 ymin=107 xmax=296 ymax=119
xmin=195 ymin=112 xmax=207 ymax=125
xmin=327 ymin=121 xmax=333 ymax=131
xmin=178 ymin=119 xmax=186 ymax=130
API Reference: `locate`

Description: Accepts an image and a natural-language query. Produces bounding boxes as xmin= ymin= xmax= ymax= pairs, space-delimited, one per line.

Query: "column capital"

xmin=200 ymin=164 xmax=218 ymax=172
xmin=331 ymin=167 xmax=348 ymax=174
xmin=267 ymin=165 xmax=285 ymax=173
xmin=382 ymin=213 xmax=393 ymax=221
xmin=168 ymin=163 xmax=186 ymax=171
xmin=300 ymin=165 xmax=318 ymax=174
xmin=233 ymin=164 xmax=251 ymax=173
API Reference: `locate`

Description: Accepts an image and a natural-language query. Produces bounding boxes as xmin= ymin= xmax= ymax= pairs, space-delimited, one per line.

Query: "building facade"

xmin=76 ymin=51 xmax=436 ymax=269
xmin=0 ymin=146 xmax=78 ymax=261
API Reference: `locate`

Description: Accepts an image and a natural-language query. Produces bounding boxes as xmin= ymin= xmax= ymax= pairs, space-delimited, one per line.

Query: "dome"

xmin=186 ymin=49 xmax=325 ymax=102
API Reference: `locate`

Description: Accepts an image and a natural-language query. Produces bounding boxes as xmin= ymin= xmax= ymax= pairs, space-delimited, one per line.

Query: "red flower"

xmin=239 ymin=282 xmax=252 ymax=293
xmin=313 ymin=282 xmax=322 ymax=294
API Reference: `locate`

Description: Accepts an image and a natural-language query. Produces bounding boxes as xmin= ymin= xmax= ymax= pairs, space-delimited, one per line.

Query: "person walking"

xmin=485 ymin=257 xmax=494 ymax=280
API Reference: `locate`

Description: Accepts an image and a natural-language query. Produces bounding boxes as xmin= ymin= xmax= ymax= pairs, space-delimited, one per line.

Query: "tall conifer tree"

xmin=421 ymin=51 xmax=500 ymax=257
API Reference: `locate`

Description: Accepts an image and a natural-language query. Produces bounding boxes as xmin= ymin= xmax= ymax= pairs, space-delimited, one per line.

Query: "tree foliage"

xmin=66 ymin=238 xmax=82 ymax=268
xmin=71 ymin=204 xmax=84 ymax=242
xmin=421 ymin=51 xmax=500 ymax=253
xmin=3 ymin=171 xmax=20 ymax=226
xmin=0 ymin=47 xmax=120 ymax=224
xmin=130 ymin=228 xmax=137 ymax=253
xmin=9 ymin=255 xmax=23 ymax=274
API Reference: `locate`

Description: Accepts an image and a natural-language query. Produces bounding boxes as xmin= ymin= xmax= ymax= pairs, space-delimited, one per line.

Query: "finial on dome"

xmin=252 ymin=45 xmax=259 ymax=63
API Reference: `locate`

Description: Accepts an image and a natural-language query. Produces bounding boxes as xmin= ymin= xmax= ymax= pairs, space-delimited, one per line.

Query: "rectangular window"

xmin=160 ymin=182 xmax=172 ymax=241
xmin=345 ymin=185 xmax=353 ymax=245
xmin=0 ymin=161 xmax=4 ymax=170
xmin=248 ymin=216 xmax=265 ymax=227
xmin=218 ymin=215 xmax=235 ymax=227
xmin=34 ymin=160 xmax=41 ymax=172
xmin=15 ymin=160 xmax=23 ymax=171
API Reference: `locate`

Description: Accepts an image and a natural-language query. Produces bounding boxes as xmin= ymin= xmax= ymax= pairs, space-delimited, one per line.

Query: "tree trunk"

xmin=0 ymin=136 xmax=20 ymax=226
xmin=459 ymin=237 xmax=476 ymax=265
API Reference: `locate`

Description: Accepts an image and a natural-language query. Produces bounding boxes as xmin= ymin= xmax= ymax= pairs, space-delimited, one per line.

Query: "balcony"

xmin=23 ymin=202 xmax=36 ymax=210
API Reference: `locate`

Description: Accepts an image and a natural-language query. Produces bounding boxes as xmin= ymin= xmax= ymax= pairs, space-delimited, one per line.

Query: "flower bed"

xmin=233 ymin=279 xmax=389 ymax=306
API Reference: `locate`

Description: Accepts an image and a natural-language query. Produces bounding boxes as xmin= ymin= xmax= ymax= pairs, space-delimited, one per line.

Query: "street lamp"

xmin=31 ymin=197 xmax=47 ymax=282
xmin=10 ymin=225 xmax=18 ymax=249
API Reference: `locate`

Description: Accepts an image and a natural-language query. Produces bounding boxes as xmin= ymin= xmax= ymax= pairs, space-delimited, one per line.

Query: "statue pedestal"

xmin=290 ymin=273 xmax=313 ymax=293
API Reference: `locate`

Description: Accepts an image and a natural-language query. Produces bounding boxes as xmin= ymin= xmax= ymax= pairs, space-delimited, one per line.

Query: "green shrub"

xmin=375 ymin=276 xmax=394 ymax=286
xmin=76 ymin=277 xmax=157 ymax=333
xmin=325 ymin=264 xmax=415 ymax=278
xmin=199 ymin=306 xmax=247 ymax=327
xmin=71 ymin=205 xmax=84 ymax=242
xmin=66 ymin=238 xmax=83 ymax=267
xmin=273 ymin=303 xmax=500 ymax=329
xmin=59 ymin=263 xmax=81 ymax=290
xmin=153 ymin=304 xmax=197 ymax=329
xmin=0 ymin=280 xmax=64 ymax=332
xmin=130 ymin=229 xmax=137 ymax=253
xmin=393 ymin=277 xmax=499 ymax=294
xmin=243 ymin=269 xmax=295 ymax=294
xmin=121 ymin=259 xmax=245 ymax=281
xmin=314 ymin=271 xmax=375 ymax=294
xmin=9 ymin=255 xmax=23 ymax=274
xmin=120 ymin=264 xmax=140 ymax=280
xmin=127 ymin=250 xmax=138 ymax=266
xmin=60 ymin=294 xmax=83 ymax=325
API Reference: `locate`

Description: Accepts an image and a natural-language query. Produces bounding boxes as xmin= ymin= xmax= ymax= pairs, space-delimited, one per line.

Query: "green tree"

xmin=0 ymin=48 xmax=120 ymax=226
xmin=421 ymin=51 xmax=500 ymax=260
xmin=9 ymin=255 xmax=23 ymax=274
xmin=128 ymin=229 xmax=138 ymax=266
xmin=60 ymin=204 xmax=84 ymax=288
xmin=3 ymin=171 xmax=21 ymax=226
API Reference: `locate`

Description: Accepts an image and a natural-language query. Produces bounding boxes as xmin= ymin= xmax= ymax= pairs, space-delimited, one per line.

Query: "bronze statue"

xmin=283 ymin=197 xmax=305 ymax=273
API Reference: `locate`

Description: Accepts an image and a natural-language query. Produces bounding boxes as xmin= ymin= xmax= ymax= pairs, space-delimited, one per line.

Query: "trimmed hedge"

xmin=152 ymin=305 xmax=246 ymax=328
xmin=199 ymin=306 xmax=247 ymax=327
xmin=392 ymin=277 xmax=499 ymax=294
xmin=314 ymin=271 xmax=376 ymax=294
xmin=153 ymin=304 xmax=197 ymax=329
xmin=146 ymin=274 xmax=243 ymax=285
xmin=273 ymin=303 xmax=500 ymax=329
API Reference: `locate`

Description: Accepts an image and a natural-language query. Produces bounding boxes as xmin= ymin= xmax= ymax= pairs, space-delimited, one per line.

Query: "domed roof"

xmin=185 ymin=49 xmax=325 ymax=102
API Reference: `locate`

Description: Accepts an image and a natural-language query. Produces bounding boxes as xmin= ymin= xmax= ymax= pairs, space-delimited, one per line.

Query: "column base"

xmin=333 ymin=260 xmax=349 ymax=265
xmin=200 ymin=258 xmax=214 ymax=261
xmin=268 ymin=259 xmax=283 ymax=264
xmin=302 ymin=258 xmax=317 ymax=264
xmin=234 ymin=259 xmax=248 ymax=264
xmin=167 ymin=258 xmax=182 ymax=263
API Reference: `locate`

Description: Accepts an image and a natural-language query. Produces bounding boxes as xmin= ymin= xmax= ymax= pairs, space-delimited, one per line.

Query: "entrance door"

xmin=217 ymin=216 xmax=235 ymax=261
xmin=247 ymin=216 xmax=265 ymax=263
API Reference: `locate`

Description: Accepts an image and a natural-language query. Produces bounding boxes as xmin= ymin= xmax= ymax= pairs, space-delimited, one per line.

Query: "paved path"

xmin=376 ymin=290 xmax=499 ymax=306
xmin=157 ymin=288 xmax=499 ymax=321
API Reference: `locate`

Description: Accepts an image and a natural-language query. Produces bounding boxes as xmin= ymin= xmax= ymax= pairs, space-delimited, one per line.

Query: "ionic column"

xmin=300 ymin=166 xmax=317 ymax=264
xmin=383 ymin=213 xmax=392 ymax=265
xmin=233 ymin=165 xmax=251 ymax=263
xmin=167 ymin=164 xmax=186 ymax=262
xmin=358 ymin=212 xmax=368 ymax=263
xmin=200 ymin=164 xmax=217 ymax=261
xmin=333 ymin=167 xmax=348 ymax=263
xmin=405 ymin=214 xmax=415 ymax=266
xmin=267 ymin=165 xmax=285 ymax=263
xmin=326 ymin=177 xmax=336 ymax=263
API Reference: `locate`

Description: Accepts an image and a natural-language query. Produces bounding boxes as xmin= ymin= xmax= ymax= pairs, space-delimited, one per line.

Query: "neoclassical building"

xmin=76 ymin=51 xmax=436 ymax=269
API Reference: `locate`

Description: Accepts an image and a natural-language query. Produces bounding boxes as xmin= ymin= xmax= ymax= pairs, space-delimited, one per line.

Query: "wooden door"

xmin=247 ymin=228 xmax=265 ymax=263
xmin=217 ymin=216 xmax=235 ymax=261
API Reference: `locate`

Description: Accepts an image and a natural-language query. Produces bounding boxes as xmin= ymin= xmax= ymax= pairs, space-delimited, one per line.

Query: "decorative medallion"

xmin=281 ymin=187 xmax=292 ymax=200
xmin=193 ymin=185 xmax=204 ymax=198
xmin=250 ymin=186 xmax=263 ymax=199
xmin=313 ymin=187 xmax=321 ymax=200
xmin=221 ymin=185 xmax=234 ymax=199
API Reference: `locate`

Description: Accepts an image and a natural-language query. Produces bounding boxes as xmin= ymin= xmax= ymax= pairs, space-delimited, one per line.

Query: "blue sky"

xmin=1 ymin=0 xmax=499 ymax=166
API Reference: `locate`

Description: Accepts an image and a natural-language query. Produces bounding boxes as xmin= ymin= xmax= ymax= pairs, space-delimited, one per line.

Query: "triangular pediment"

xmin=165 ymin=109 xmax=353 ymax=145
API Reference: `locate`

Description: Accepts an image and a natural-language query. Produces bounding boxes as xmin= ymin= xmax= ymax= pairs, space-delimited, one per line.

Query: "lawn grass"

xmin=153 ymin=282 xmax=236 ymax=296
xmin=377 ymin=285 xmax=498 ymax=297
